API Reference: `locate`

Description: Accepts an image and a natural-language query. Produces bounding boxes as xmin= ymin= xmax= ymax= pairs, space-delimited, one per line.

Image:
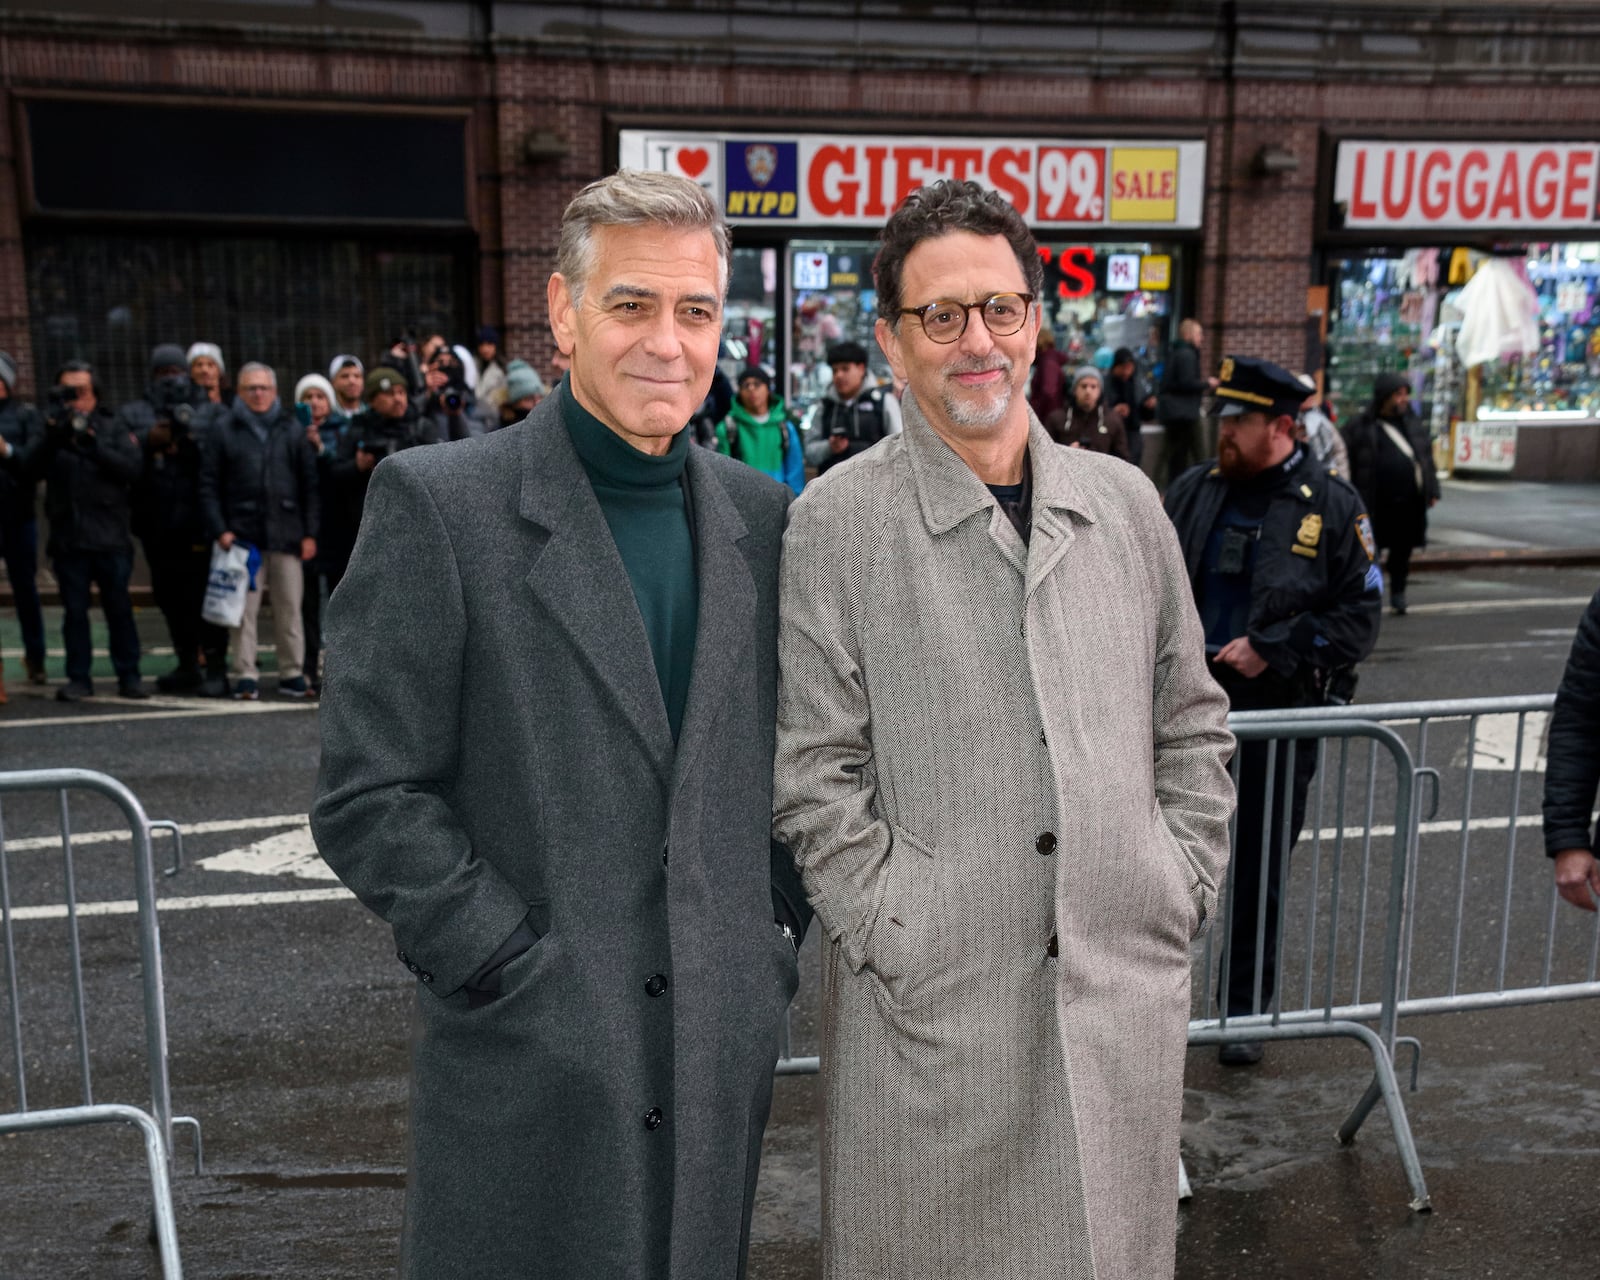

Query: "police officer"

xmin=807 ymin=339 xmax=902 ymax=473
xmin=1165 ymin=356 xmax=1382 ymax=1066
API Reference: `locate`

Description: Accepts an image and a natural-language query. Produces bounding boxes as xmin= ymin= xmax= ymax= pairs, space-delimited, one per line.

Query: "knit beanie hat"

xmin=1372 ymin=372 xmax=1409 ymax=408
xmin=150 ymin=343 xmax=188 ymax=374
xmin=1072 ymin=365 xmax=1102 ymax=390
xmin=294 ymin=373 xmax=337 ymax=407
xmin=365 ymin=366 xmax=406 ymax=399
xmin=503 ymin=359 xmax=545 ymax=404
xmin=0 ymin=350 xmax=15 ymax=393
xmin=329 ymin=353 xmax=363 ymax=381
xmin=186 ymin=341 xmax=224 ymax=372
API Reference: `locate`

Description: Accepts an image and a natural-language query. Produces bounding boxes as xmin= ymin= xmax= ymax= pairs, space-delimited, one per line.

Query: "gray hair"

xmin=556 ymin=169 xmax=731 ymax=302
xmin=237 ymin=361 xmax=276 ymax=389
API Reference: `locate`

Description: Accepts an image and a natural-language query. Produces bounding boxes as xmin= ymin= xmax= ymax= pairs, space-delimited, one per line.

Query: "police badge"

xmin=1355 ymin=513 xmax=1377 ymax=562
xmin=745 ymin=144 xmax=778 ymax=189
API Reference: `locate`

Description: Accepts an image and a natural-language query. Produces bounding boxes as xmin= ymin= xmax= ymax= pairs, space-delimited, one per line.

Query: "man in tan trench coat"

xmin=773 ymin=180 xmax=1236 ymax=1280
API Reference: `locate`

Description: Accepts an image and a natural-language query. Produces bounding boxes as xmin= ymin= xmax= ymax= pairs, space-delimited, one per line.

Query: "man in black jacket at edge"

xmin=1546 ymin=586 xmax=1600 ymax=911
xmin=1165 ymin=355 xmax=1382 ymax=1065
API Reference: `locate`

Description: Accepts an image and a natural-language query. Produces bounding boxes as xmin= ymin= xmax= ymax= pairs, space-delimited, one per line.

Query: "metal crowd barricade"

xmin=0 ymin=768 xmax=201 ymax=1278
xmin=1238 ymin=694 xmax=1596 ymax=1020
xmin=1186 ymin=717 xmax=1429 ymax=1211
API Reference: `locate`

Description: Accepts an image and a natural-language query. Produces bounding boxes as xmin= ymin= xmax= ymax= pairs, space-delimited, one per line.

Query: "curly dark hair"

xmin=872 ymin=180 xmax=1043 ymax=330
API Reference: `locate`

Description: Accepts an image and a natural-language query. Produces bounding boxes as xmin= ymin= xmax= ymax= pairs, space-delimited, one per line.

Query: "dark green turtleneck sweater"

xmin=562 ymin=381 xmax=698 ymax=742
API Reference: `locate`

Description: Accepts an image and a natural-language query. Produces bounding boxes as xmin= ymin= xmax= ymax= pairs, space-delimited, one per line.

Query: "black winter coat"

xmin=1544 ymin=585 xmax=1600 ymax=857
xmin=1164 ymin=448 xmax=1382 ymax=708
xmin=0 ymin=398 xmax=43 ymax=524
xmin=201 ymin=402 xmax=320 ymax=553
xmin=1341 ymin=408 xmax=1440 ymax=548
xmin=121 ymin=392 xmax=221 ymax=546
xmin=26 ymin=405 xmax=141 ymax=556
xmin=1158 ymin=339 xmax=1207 ymax=421
xmin=321 ymin=407 xmax=438 ymax=574
xmin=1105 ymin=369 xmax=1153 ymax=466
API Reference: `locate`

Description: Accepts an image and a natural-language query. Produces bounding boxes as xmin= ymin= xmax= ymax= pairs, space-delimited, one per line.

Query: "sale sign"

xmin=1334 ymin=142 xmax=1600 ymax=230
xmin=618 ymin=130 xmax=1205 ymax=229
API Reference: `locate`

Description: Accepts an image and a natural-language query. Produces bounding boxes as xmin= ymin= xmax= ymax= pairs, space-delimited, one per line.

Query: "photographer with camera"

xmin=201 ymin=363 xmax=319 ymax=701
xmin=0 ymin=350 xmax=47 ymax=694
xmin=123 ymin=342 xmax=228 ymax=695
xmin=29 ymin=361 xmax=146 ymax=702
xmin=322 ymin=367 xmax=435 ymax=594
xmin=419 ymin=344 xmax=490 ymax=440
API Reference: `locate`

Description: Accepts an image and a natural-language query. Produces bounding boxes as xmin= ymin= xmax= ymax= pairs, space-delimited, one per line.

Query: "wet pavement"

xmin=1 ymin=566 xmax=1598 ymax=1277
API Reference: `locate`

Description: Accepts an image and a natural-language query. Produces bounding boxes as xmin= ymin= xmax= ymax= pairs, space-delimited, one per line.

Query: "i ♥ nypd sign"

xmin=617 ymin=130 xmax=1206 ymax=229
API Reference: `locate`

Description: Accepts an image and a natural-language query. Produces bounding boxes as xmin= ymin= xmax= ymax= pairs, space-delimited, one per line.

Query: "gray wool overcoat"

xmin=312 ymin=392 xmax=806 ymax=1279
xmin=773 ymin=401 xmax=1236 ymax=1280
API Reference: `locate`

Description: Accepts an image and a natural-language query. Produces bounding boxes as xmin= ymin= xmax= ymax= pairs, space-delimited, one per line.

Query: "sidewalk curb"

xmin=1411 ymin=547 xmax=1600 ymax=571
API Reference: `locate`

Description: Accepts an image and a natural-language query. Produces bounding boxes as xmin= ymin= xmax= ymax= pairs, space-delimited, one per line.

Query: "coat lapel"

xmin=518 ymin=400 xmax=675 ymax=782
xmin=902 ymin=393 xmax=1098 ymax=593
xmin=1024 ymin=416 xmax=1098 ymax=602
xmin=670 ymin=447 xmax=755 ymax=794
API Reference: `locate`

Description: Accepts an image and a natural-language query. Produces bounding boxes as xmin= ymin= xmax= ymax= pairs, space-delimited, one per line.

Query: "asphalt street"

xmin=1 ymin=564 xmax=1598 ymax=1278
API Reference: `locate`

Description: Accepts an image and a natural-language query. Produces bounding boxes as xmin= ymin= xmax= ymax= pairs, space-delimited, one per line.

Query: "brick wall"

xmin=1 ymin=28 xmax=1598 ymax=396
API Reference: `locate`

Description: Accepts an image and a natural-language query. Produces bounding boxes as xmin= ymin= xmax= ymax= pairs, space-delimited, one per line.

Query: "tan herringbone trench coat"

xmin=774 ymin=401 xmax=1235 ymax=1280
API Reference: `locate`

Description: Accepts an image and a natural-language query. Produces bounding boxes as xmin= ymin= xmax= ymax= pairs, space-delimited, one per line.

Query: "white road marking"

xmin=197 ymin=824 xmax=337 ymax=881
xmin=7 ymin=887 xmax=354 ymax=922
xmin=1403 ymin=596 xmax=1590 ymax=617
xmin=5 ymin=813 xmax=306 ymax=853
xmin=0 ymin=702 xmax=316 ymax=730
xmin=1385 ymin=640 xmax=1568 ymax=655
xmin=1452 ymin=711 xmax=1550 ymax=773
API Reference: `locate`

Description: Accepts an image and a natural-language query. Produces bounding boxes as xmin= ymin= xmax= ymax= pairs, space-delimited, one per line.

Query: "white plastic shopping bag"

xmin=201 ymin=541 xmax=253 ymax=629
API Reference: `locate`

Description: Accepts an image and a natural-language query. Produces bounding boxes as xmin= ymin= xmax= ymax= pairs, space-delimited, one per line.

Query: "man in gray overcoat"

xmin=313 ymin=170 xmax=809 ymax=1278
xmin=773 ymin=180 xmax=1235 ymax=1280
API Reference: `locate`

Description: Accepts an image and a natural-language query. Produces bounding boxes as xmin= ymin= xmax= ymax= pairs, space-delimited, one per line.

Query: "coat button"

xmin=645 ymin=973 xmax=668 ymax=998
xmin=643 ymin=1107 xmax=664 ymax=1131
xmin=419 ymin=971 xmax=433 ymax=983
xmin=1046 ymin=933 xmax=1059 ymax=959
xmin=1036 ymin=832 xmax=1057 ymax=855
xmin=662 ymin=845 xmax=669 ymax=866
xmin=407 ymin=962 xmax=419 ymax=973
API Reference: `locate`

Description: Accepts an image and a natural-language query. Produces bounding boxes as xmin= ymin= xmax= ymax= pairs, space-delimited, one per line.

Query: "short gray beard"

xmin=938 ymin=355 xmax=1014 ymax=429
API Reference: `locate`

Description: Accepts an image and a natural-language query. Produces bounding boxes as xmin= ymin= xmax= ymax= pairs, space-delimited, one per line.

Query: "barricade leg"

xmin=1 ymin=1103 xmax=183 ymax=1276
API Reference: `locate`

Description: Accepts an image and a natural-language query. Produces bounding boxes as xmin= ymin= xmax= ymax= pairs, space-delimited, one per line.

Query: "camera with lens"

xmin=357 ymin=419 xmax=420 ymax=460
xmin=46 ymin=383 xmax=90 ymax=434
xmin=148 ymin=376 xmax=199 ymax=435
xmin=441 ymin=388 xmax=465 ymax=415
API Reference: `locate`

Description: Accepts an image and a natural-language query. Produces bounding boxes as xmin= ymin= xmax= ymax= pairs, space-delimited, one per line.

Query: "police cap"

xmin=1212 ymin=355 xmax=1313 ymax=419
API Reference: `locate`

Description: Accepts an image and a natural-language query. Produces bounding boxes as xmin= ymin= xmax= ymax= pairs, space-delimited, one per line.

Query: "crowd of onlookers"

xmin=0 ymin=331 xmax=556 ymax=706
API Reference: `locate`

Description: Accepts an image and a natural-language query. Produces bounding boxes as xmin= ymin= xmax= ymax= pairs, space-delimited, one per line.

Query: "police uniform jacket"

xmin=1164 ymin=448 xmax=1382 ymax=708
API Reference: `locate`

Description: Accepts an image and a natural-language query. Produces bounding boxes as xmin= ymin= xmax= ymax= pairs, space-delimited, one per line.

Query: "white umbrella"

xmin=1455 ymin=258 xmax=1540 ymax=368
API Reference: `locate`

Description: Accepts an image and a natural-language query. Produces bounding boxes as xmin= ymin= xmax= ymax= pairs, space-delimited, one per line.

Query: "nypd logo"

xmin=723 ymin=140 xmax=799 ymax=218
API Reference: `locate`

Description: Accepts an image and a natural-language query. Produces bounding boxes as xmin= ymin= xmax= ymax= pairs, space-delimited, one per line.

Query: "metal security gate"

xmin=0 ymin=768 xmax=199 ymax=1277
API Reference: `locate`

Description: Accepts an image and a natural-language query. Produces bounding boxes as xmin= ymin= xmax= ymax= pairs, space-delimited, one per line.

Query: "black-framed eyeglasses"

xmin=896 ymin=292 xmax=1036 ymax=344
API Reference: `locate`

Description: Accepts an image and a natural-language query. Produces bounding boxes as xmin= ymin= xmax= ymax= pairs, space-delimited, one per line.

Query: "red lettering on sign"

xmin=989 ymin=147 xmax=1031 ymax=217
xmin=1526 ymin=150 xmax=1560 ymax=220
xmin=1349 ymin=149 xmax=1379 ymax=220
xmin=863 ymin=146 xmax=889 ymax=218
xmin=1418 ymin=150 xmax=1451 ymax=220
xmin=1564 ymin=150 xmax=1596 ymax=221
xmin=1058 ymin=246 xmax=1094 ymax=299
xmin=1488 ymin=151 xmax=1523 ymax=220
xmin=894 ymin=147 xmax=935 ymax=209
xmin=936 ymin=147 xmax=984 ymax=183
xmin=808 ymin=146 xmax=858 ymax=218
xmin=1457 ymin=150 xmax=1489 ymax=220
xmin=1381 ymin=149 xmax=1416 ymax=221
